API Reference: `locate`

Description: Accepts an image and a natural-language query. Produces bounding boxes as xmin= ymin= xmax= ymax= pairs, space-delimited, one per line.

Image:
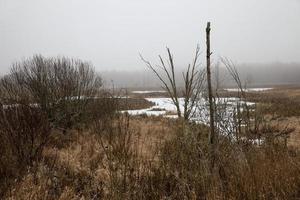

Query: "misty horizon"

xmin=100 ymin=62 xmax=300 ymax=88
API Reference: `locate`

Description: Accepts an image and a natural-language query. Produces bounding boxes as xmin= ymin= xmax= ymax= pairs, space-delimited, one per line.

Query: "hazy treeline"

xmin=101 ymin=62 xmax=300 ymax=88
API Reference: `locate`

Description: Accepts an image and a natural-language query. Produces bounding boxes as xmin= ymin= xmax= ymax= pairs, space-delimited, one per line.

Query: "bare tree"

xmin=140 ymin=46 xmax=205 ymax=120
xmin=220 ymin=58 xmax=251 ymax=139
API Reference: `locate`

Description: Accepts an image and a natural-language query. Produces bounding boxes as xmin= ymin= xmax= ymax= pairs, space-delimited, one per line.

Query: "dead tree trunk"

xmin=206 ymin=22 xmax=216 ymax=167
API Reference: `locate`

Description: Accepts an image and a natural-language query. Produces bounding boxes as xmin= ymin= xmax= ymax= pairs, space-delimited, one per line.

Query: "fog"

xmin=101 ymin=62 xmax=300 ymax=88
xmin=1 ymin=0 xmax=300 ymax=80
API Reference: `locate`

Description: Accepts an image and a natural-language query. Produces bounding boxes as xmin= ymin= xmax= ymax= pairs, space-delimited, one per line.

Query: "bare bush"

xmin=0 ymin=55 xmax=104 ymax=197
xmin=140 ymin=46 xmax=205 ymax=120
xmin=0 ymin=55 xmax=102 ymax=130
xmin=0 ymin=105 xmax=51 ymax=165
xmin=92 ymin=112 xmax=141 ymax=199
xmin=218 ymin=58 xmax=295 ymax=147
xmin=0 ymin=104 xmax=51 ymax=196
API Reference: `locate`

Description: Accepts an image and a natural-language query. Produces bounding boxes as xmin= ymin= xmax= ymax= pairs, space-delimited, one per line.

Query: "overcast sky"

xmin=1 ymin=0 xmax=300 ymax=74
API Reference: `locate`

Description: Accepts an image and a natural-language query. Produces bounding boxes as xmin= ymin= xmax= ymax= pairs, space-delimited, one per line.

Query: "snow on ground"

xmin=122 ymin=97 xmax=262 ymax=143
xmin=224 ymin=88 xmax=273 ymax=92
xmin=146 ymin=98 xmax=184 ymax=113
xmin=122 ymin=98 xmax=179 ymax=116
xmin=122 ymin=97 xmax=254 ymax=121
xmin=124 ymin=108 xmax=166 ymax=116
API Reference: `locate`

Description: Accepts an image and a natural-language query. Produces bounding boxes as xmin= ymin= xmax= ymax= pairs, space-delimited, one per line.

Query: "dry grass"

xmin=272 ymin=117 xmax=300 ymax=148
xmin=129 ymin=116 xmax=174 ymax=159
xmin=2 ymin=114 xmax=300 ymax=199
xmin=2 ymin=86 xmax=300 ymax=199
xmin=248 ymin=87 xmax=300 ymax=148
xmin=116 ymin=98 xmax=154 ymax=110
xmin=2 ymin=116 xmax=175 ymax=199
xmin=245 ymin=87 xmax=300 ymax=117
xmin=219 ymin=86 xmax=300 ymax=148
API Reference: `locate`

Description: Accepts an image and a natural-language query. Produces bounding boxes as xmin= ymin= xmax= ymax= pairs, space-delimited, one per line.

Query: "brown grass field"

xmin=246 ymin=86 xmax=300 ymax=147
xmin=1 ymin=86 xmax=300 ymax=199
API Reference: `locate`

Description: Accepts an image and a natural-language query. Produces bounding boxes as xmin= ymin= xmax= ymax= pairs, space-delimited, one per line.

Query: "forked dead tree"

xmin=140 ymin=46 xmax=205 ymax=120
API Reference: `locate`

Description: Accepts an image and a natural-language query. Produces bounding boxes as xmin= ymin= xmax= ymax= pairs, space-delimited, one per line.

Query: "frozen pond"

xmin=123 ymin=97 xmax=255 ymax=124
xmin=122 ymin=97 xmax=262 ymax=143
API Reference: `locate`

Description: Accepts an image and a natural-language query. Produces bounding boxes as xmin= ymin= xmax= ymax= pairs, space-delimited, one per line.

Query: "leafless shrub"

xmin=219 ymin=58 xmax=295 ymax=147
xmin=0 ymin=104 xmax=51 ymax=196
xmin=140 ymin=46 xmax=205 ymax=120
xmin=0 ymin=55 xmax=105 ymax=198
xmin=0 ymin=105 xmax=51 ymax=166
xmin=92 ymin=112 xmax=141 ymax=199
xmin=0 ymin=55 xmax=103 ymax=130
